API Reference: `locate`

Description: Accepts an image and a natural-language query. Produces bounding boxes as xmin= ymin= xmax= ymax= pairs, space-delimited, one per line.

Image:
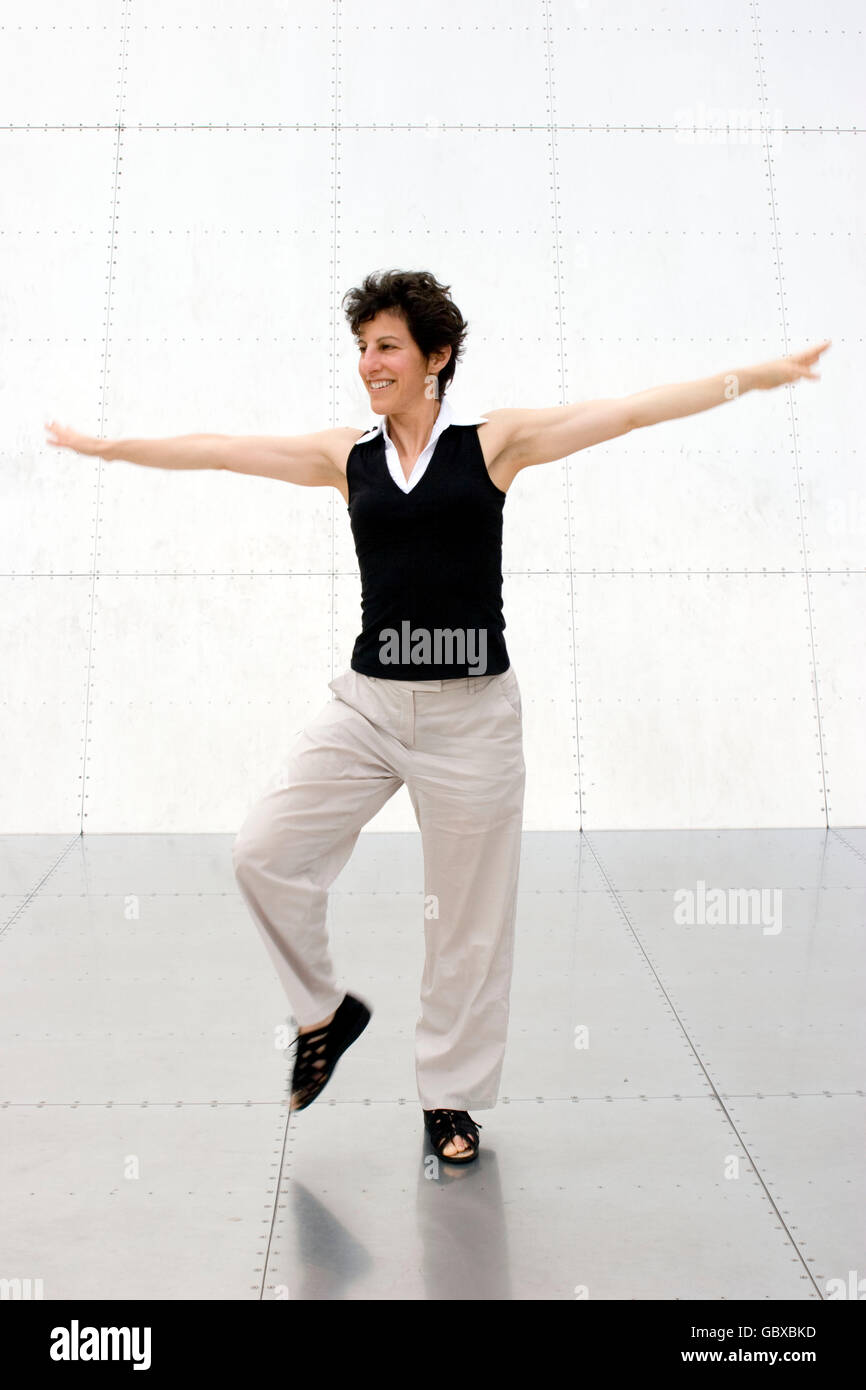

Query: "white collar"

xmin=354 ymin=394 xmax=488 ymax=445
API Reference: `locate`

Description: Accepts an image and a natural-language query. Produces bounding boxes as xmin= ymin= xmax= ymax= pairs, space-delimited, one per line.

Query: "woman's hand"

xmin=750 ymin=340 xmax=832 ymax=390
xmin=44 ymin=420 xmax=106 ymax=456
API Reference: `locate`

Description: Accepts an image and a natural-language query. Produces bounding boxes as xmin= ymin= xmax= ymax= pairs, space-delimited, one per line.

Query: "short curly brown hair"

xmin=341 ymin=268 xmax=468 ymax=398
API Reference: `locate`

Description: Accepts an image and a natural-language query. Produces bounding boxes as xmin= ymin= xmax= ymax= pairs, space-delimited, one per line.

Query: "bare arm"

xmin=44 ymin=422 xmax=358 ymax=488
xmin=218 ymin=428 xmax=360 ymax=486
xmin=487 ymin=400 xmax=635 ymax=473
xmin=491 ymin=340 xmax=831 ymax=474
xmin=103 ymin=434 xmax=227 ymax=469
xmin=624 ymin=339 xmax=829 ymax=429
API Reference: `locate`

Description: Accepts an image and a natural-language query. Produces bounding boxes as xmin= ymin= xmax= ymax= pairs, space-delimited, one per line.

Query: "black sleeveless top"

xmin=346 ymin=422 xmax=511 ymax=679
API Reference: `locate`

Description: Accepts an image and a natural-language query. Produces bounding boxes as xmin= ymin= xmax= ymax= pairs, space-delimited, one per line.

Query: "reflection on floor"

xmin=1 ymin=827 xmax=863 ymax=1300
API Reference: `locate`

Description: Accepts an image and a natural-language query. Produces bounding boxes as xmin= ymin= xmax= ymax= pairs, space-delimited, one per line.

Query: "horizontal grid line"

xmin=2 ymin=122 xmax=863 ymax=133
xmin=0 ymin=1092 xmax=861 ymax=1110
xmin=2 ymin=570 xmax=863 ymax=579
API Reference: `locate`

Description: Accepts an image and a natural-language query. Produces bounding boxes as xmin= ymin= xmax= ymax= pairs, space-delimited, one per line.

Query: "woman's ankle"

xmin=298 ymin=1009 xmax=336 ymax=1034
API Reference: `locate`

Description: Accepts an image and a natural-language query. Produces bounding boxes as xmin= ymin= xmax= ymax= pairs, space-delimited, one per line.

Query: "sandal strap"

xmin=424 ymin=1109 xmax=483 ymax=1150
xmin=290 ymin=1023 xmax=334 ymax=1091
xmin=287 ymin=994 xmax=372 ymax=1112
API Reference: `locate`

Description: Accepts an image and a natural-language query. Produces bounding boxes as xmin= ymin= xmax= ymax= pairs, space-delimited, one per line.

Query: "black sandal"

xmin=423 ymin=1109 xmax=483 ymax=1164
xmin=289 ymin=992 xmax=372 ymax=1111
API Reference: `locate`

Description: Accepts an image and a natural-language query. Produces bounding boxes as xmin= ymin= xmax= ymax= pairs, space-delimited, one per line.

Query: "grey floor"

xmin=1 ymin=827 xmax=863 ymax=1301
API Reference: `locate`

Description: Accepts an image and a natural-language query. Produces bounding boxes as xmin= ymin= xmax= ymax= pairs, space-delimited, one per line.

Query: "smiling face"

xmin=356 ymin=308 xmax=450 ymax=413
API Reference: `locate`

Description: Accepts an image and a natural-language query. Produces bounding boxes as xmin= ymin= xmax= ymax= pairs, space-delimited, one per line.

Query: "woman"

xmin=45 ymin=269 xmax=829 ymax=1164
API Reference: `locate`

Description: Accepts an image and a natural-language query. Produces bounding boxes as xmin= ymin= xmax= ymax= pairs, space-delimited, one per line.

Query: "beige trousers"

xmin=232 ymin=665 xmax=526 ymax=1111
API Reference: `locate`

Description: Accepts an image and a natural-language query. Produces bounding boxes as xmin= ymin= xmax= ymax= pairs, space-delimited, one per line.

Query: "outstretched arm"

xmin=624 ymin=339 xmax=831 ymax=429
xmin=493 ymin=340 xmax=831 ymax=474
xmin=44 ymin=421 xmax=359 ymax=488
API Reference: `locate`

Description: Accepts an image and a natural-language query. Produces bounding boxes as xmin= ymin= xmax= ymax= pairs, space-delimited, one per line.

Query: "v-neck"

xmin=384 ymin=424 xmax=447 ymax=497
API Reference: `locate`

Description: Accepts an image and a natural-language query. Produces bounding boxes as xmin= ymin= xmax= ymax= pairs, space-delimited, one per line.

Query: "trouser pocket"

xmin=495 ymin=669 xmax=522 ymax=719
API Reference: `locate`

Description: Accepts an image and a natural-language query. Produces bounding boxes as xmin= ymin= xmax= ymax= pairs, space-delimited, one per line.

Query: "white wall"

xmin=1 ymin=0 xmax=862 ymax=832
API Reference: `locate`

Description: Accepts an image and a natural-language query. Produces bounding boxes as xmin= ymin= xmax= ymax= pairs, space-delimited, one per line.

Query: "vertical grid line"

xmin=79 ymin=1 xmax=131 ymax=831
xmin=543 ymin=1 xmax=583 ymax=828
xmin=751 ymin=0 xmax=829 ymax=826
xmin=328 ymin=1 xmax=343 ymax=683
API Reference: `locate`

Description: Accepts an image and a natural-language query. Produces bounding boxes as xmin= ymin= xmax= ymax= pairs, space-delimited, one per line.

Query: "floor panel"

xmin=1 ymin=829 xmax=862 ymax=1300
